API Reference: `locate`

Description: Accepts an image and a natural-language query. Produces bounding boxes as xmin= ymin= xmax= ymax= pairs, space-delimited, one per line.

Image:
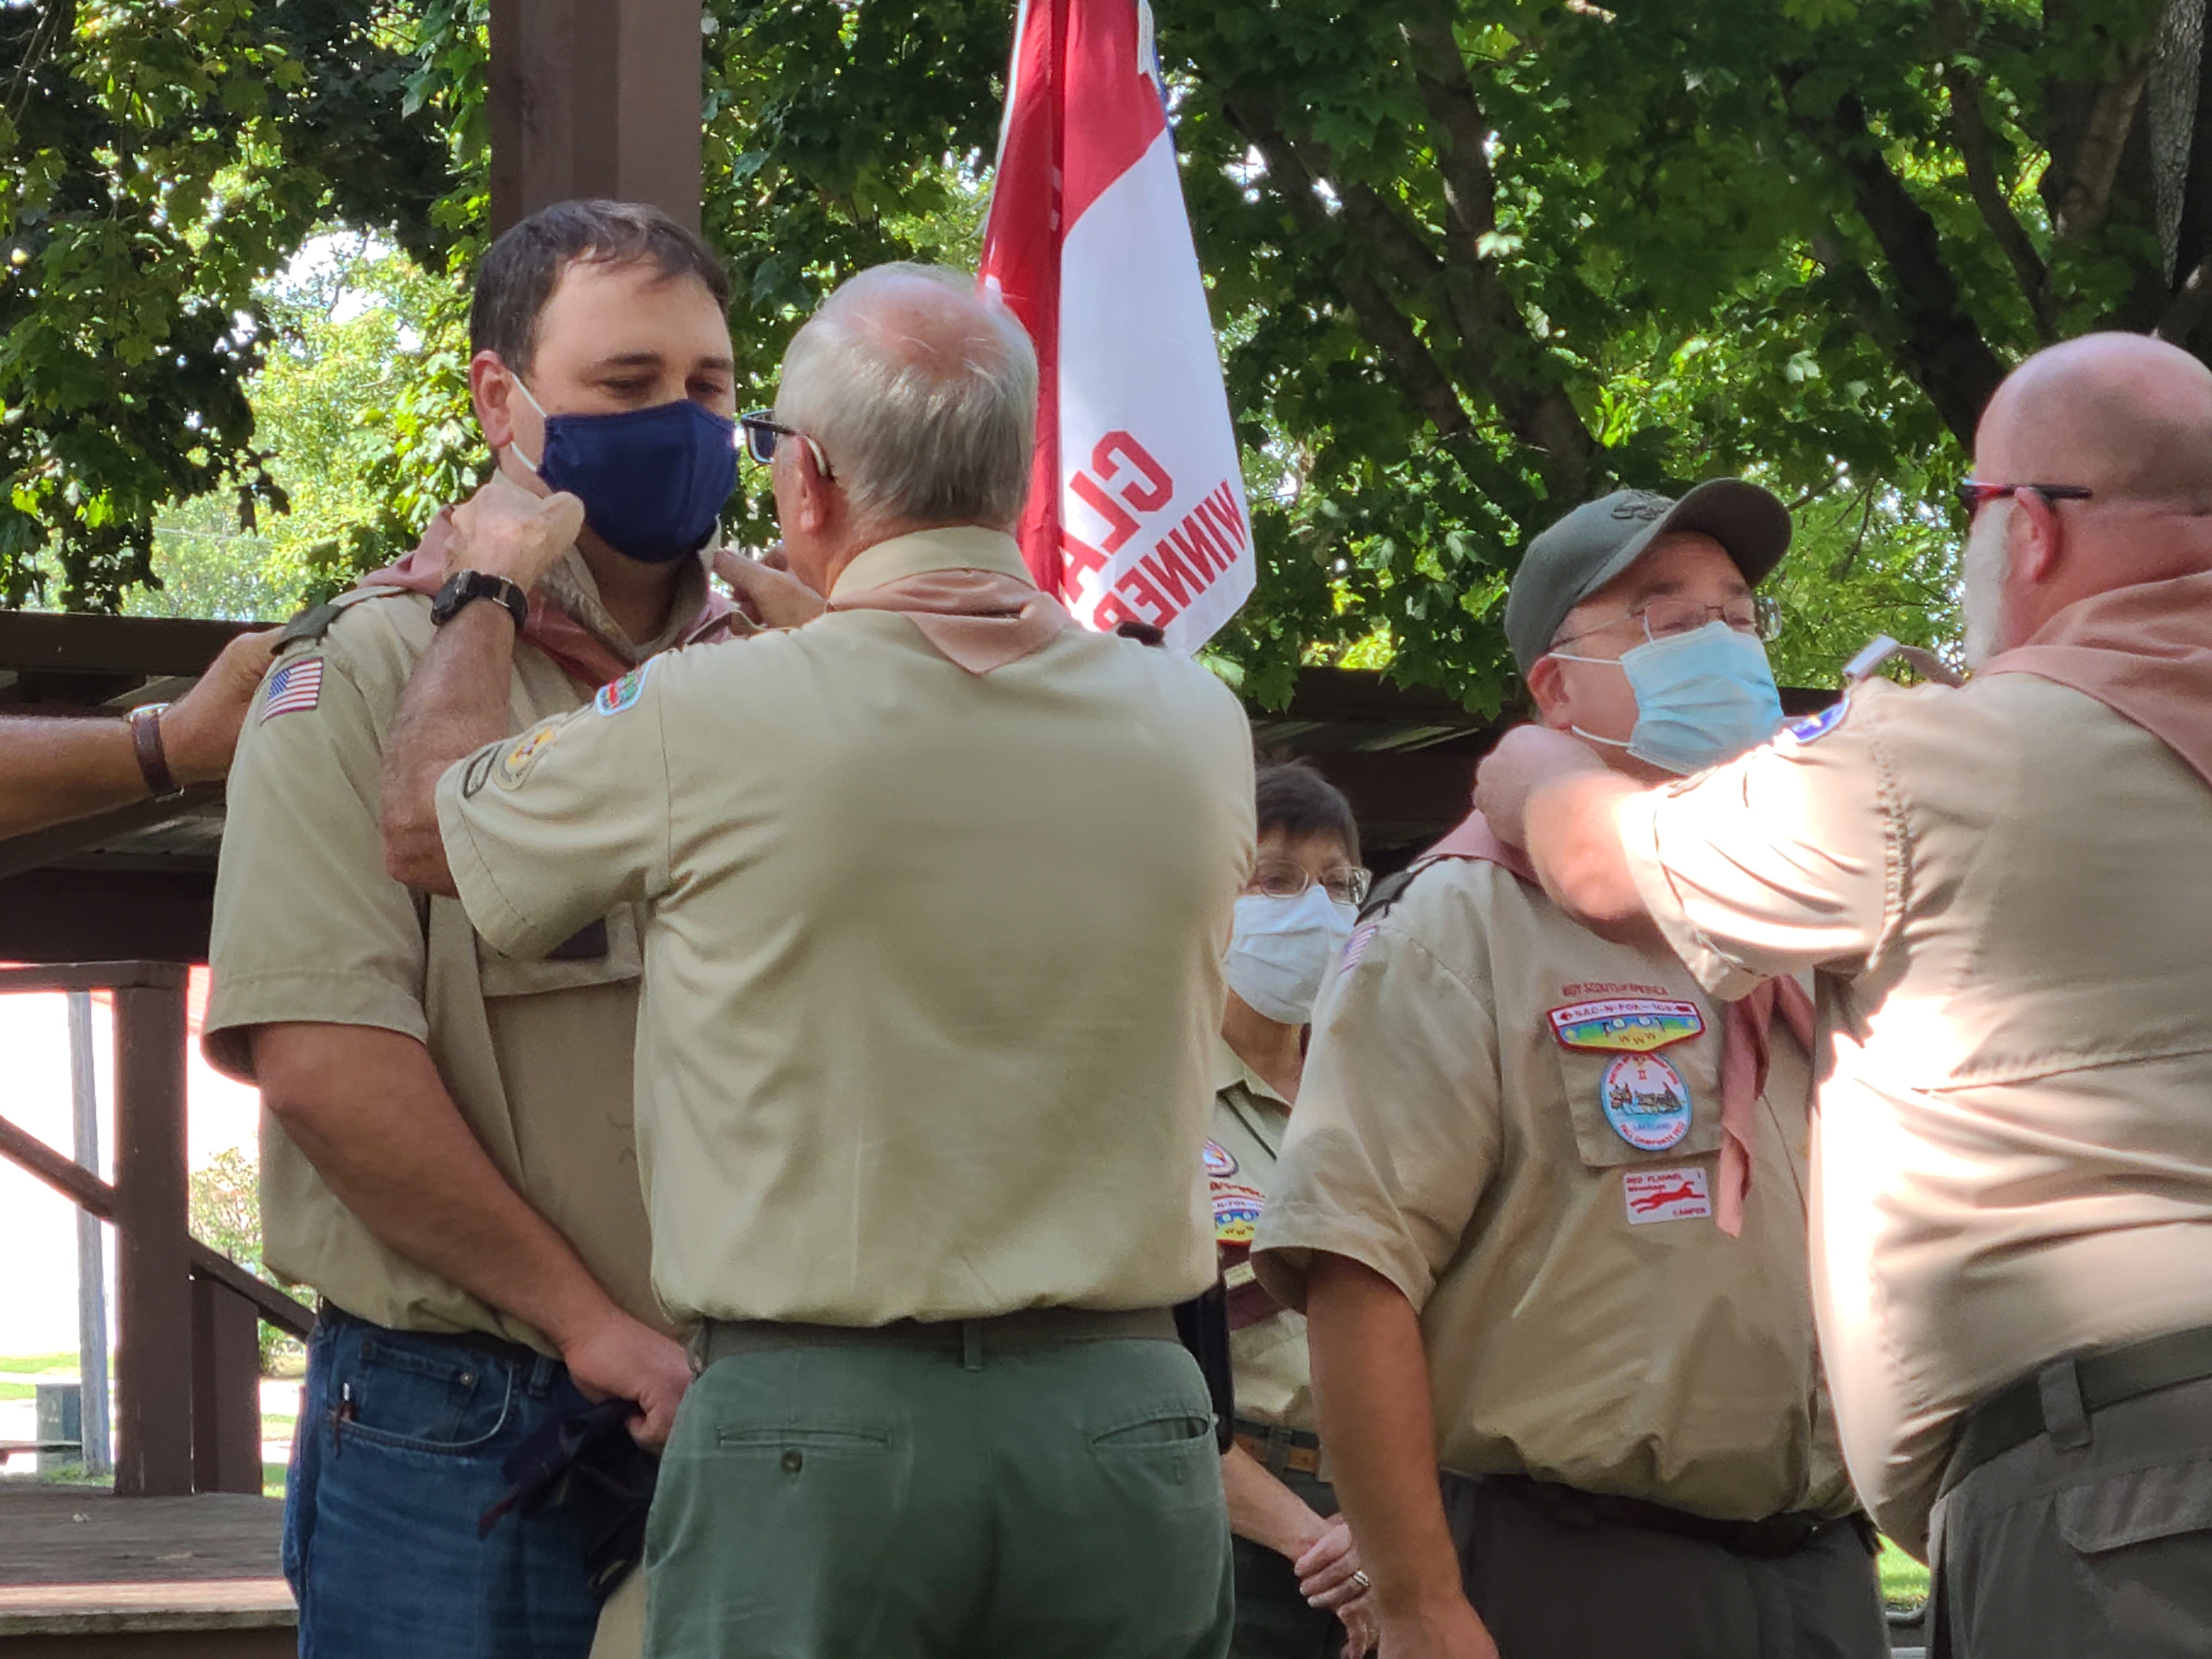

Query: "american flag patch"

xmin=261 ymin=656 xmax=324 ymax=721
xmin=1341 ymin=923 xmax=1378 ymax=970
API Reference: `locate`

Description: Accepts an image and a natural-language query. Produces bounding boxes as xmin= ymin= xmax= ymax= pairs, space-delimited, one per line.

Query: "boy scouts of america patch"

xmin=259 ymin=656 xmax=323 ymax=721
xmin=1202 ymin=1139 xmax=1238 ymax=1178
xmin=1547 ymin=997 xmax=1704 ymax=1053
xmin=594 ymin=661 xmax=652 ymax=716
xmin=1781 ymin=701 xmax=1848 ymax=745
xmin=1211 ymin=1182 xmax=1266 ymax=1246
xmin=494 ymin=721 xmax=563 ymax=791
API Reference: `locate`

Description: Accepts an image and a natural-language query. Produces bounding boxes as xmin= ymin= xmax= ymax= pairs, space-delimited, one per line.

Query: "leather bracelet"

xmin=129 ymin=702 xmax=182 ymax=800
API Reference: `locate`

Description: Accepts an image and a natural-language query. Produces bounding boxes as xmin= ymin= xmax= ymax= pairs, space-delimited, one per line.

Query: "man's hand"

xmin=1471 ymin=723 xmax=1605 ymax=849
xmin=1295 ymin=1520 xmax=1380 ymax=1658
xmin=163 ymin=629 xmax=278 ymax=787
xmin=557 ymin=1306 xmax=694 ymax=1449
xmin=713 ymin=545 xmax=825 ymax=629
xmin=448 ymin=473 xmax=585 ymax=594
xmin=1374 ymin=1595 xmax=1501 ymax=1659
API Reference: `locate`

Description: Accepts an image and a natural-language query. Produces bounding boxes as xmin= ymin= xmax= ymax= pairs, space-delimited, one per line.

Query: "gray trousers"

xmin=1929 ymin=1370 xmax=2212 ymax=1658
xmin=1441 ymin=1474 xmax=1887 ymax=1659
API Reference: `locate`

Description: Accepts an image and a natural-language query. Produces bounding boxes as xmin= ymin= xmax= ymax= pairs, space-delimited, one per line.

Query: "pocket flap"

xmin=2055 ymin=1457 xmax=2212 ymax=1553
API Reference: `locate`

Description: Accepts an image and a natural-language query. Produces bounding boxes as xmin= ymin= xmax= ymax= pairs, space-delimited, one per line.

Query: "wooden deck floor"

xmin=0 ymin=1483 xmax=291 ymax=1653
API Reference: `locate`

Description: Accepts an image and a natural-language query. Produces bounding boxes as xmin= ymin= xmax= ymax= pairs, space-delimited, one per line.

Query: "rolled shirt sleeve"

xmin=1618 ymin=687 xmax=1901 ymax=1000
xmin=1252 ymin=897 xmax=1502 ymax=1314
xmin=436 ymin=659 xmax=675 ymax=961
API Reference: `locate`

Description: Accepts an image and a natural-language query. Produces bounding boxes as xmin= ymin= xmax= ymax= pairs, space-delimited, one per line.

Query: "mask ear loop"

xmin=1542 ymin=649 xmax=1635 ymax=751
xmin=506 ymin=373 xmax=550 ymax=475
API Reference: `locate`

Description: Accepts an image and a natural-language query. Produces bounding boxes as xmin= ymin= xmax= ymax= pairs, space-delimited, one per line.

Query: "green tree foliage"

xmin=0 ymin=0 xmax=449 ymax=610
xmin=16 ymin=0 xmax=2211 ymax=710
xmin=187 ymin=1146 xmax=301 ymax=1374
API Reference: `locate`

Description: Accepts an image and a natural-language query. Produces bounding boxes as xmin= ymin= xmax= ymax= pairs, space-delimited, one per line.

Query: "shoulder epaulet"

xmin=269 ymin=586 xmax=415 ymax=652
xmin=1357 ymin=861 xmax=1431 ymax=926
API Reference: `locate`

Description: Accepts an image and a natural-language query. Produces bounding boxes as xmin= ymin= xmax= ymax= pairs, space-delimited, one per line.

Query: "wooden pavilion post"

xmin=488 ymin=0 xmax=705 ymax=234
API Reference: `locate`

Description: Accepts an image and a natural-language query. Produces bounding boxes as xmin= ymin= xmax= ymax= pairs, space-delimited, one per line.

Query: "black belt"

xmin=1940 ymin=1322 xmax=2212 ymax=1497
xmin=1486 ymin=1473 xmax=1871 ymax=1561
xmin=695 ymin=1305 xmax=1176 ymax=1368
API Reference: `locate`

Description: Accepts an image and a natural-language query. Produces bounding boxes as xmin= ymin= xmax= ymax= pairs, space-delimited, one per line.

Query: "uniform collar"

xmin=830 ymin=526 xmax=1031 ymax=600
xmin=537 ymin=546 xmax=715 ymax=665
xmin=1213 ymin=1035 xmax=1293 ymax=1110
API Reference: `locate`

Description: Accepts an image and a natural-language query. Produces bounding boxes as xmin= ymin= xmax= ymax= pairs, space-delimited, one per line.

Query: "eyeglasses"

xmin=1955 ymin=480 xmax=2094 ymax=516
xmin=1552 ymin=595 xmax=1780 ymax=652
xmin=1248 ymin=859 xmax=1373 ymax=908
xmin=740 ymin=410 xmax=834 ymax=478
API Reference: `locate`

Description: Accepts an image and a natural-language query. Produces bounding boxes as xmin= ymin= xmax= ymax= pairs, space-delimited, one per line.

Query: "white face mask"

xmin=1961 ymin=498 xmax=2013 ymax=669
xmin=1223 ymin=887 xmax=1357 ymax=1026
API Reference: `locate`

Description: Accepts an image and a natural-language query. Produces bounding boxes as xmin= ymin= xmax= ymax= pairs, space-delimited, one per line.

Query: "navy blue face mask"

xmin=512 ymin=379 xmax=739 ymax=565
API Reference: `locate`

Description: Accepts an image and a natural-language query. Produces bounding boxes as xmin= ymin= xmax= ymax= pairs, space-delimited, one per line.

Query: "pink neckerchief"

xmin=360 ymin=507 xmax=735 ymax=687
xmin=1424 ymin=806 xmax=1812 ymax=1237
xmin=825 ymin=567 xmax=1071 ymax=674
xmin=1979 ymin=569 xmax=2212 ymax=789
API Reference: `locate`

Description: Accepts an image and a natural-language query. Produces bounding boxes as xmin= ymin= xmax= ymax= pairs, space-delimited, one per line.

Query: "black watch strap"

xmin=431 ymin=570 xmax=531 ymax=631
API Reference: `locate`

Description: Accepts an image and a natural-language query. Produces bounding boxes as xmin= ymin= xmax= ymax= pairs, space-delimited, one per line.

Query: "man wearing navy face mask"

xmin=1251 ymin=484 xmax=1884 ymax=1659
xmin=201 ymin=200 xmax=740 ymax=1659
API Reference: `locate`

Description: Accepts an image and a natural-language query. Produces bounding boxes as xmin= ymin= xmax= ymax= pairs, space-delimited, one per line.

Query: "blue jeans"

xmin=287 ymin=1310 xmax=603 ymax=1659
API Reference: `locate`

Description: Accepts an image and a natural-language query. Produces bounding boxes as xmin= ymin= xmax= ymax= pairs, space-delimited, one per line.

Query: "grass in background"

xmin=1880 ymin=1538 xmax=1930 ymax=1610
xmin=0 ymin=1353 xmax=90 ymax=1375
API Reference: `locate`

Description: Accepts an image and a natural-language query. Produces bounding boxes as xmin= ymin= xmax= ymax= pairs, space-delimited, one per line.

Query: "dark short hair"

xmin=1254 ymin=762 xmax=1361 ymax=866
xmin=470 ymin=200 xmax=732 ymax=373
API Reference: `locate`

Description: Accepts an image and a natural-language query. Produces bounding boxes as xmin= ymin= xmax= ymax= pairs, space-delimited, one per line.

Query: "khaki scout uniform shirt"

xmin=1252 ymin=857 xmax=1855 ymax=1523
xmin=1622 ymin=673 xmax=2212 ymax=1556
xmin=1209 ymin=1039 xmax=1314 ymax=1432
xmin=433 ymin=527 xmax=1256 ymax=1328
xmin=204 ymin=550 xmax=713 ymax=1347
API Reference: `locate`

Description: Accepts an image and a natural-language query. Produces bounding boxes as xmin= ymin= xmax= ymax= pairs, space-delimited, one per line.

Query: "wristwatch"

xmin=129 ymin=702 xmax=182 ymax=801
xmin=430 ymin=570 xmax=531 ymax=631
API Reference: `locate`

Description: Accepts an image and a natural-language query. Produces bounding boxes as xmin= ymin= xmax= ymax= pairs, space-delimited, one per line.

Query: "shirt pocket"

xmin=475 ymin=902 xmax=645 ymax=999
xmin=1553 ymin=1035 xmax=1724 ymax=1170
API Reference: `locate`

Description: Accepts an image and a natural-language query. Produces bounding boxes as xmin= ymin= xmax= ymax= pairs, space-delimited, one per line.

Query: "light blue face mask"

xmin=1553 ymin=620 xmax=1785 ymax=775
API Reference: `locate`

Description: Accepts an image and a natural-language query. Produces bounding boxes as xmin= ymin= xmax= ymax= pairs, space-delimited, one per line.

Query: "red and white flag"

xmin=979 ymin=0 xmax=1255 ymax=653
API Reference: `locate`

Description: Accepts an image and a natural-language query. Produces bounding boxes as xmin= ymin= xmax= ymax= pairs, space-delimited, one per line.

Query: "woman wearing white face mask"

xmin=1212 ymin=764 xmax=1378 ymax=1659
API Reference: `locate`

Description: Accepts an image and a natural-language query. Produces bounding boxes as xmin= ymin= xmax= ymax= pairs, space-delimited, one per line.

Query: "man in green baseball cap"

xmin=1251 ymin=480 xmax=1888 ymax=1659
xmin=1502 ymin=481 xmax=1792 ymax=777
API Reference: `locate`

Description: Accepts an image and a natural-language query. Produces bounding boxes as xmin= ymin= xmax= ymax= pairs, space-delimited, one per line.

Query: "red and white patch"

xmin=1340 ymin=923 xmax=1378 ymax=970
xmin=1201 ymin=1139 xmax=1238 ymax=1178
xmin=259 ymin=656 xmax=324 ymax=721
xmin=1622 ymin=1167 xmax=1712 ymax=1225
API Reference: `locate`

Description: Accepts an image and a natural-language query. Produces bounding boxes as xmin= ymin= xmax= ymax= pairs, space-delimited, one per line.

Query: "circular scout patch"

xmin=1211 ymin=1183 xmax=1266 ymax=1246
xmin=1201 ymin=1139 xmax=1238 ymax=1178
xmin=1600 ymin=1052 xmax=1692 ymax=1152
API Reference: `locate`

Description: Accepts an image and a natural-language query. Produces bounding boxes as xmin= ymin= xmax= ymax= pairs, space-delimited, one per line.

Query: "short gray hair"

xmin=775 ymin=264 xmax=1037 ymax=528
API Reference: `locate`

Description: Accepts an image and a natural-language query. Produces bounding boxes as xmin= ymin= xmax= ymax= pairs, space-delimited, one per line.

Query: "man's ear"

xmin=471 ymin=351 xmax=519 ymax=452
xmin=1525 ymin=655 xmax=1572 ymax=730
xmin=786 ymin=441 xmax=839 ymax=538
xmin=2009 ymin=490 xmax=2066 ymax=584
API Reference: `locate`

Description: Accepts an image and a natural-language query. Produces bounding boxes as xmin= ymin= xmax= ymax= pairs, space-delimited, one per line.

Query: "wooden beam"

xmin=0 ymin=1112 xmax=115 ymax=1217
xmin=0 ymin=871 xmax=215 ymax=964
xmin=0 ymin=793 xmax=215 ymax=883
xmin=191 ymin=1276 xmax=266 ymax=1494
xmin=489 ymin=0 xmax=704 ymax=233
xmin=0 ymin=613 xmax=252 ymax=681
xmin=0 ymin=962 xmax=189 ymax=994
xmin=110 ymin=981 xmax=194 ymax=1497
xmin=188 ymin=1248 xmax=315 ymax=1340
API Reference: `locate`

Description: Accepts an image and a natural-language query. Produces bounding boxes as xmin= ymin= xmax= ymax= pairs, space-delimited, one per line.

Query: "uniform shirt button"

xmin=781 ymin=1449 xmax=803 ymax=1474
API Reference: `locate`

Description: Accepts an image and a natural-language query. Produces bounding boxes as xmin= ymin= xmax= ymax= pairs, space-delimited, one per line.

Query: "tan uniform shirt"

xmin=1622 ymin=672 xmax=2212 ymax=1556
xmin=204 ymin=551 xmax=713 ymax=1347
xmin=435 ymin=527 xmax=1256 ymax=1327
xmin=1209 ymin=1040 xmax=1313 ymax=1432
xmin=1252 ymin=856 xmax=1855 ymax=1523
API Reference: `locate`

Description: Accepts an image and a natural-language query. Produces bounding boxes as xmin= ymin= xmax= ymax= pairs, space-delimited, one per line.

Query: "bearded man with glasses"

xmin=1251 ymin=483 xmax=1885 ymax=1659
xmin=1480 ymin=334 xmax=2212 ymax=1658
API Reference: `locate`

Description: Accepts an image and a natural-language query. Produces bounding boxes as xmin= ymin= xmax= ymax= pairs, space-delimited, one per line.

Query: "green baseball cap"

xmin=1502 ymin=481 xmax=1793 ymax=673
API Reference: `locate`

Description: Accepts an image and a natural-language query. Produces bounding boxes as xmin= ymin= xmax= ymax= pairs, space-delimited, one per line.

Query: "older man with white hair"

xmin=379 ymin=263 xmax=1254 ymax=1659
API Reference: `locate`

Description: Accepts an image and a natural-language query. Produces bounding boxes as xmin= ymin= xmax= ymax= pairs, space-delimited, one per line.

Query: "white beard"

xmin=1961 ymin=499 xmax=2013 ymax=669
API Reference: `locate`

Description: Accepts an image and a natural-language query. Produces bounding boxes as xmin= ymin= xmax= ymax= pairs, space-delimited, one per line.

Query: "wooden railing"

xmin=0 ymin=963 xmax=313 ymax=1497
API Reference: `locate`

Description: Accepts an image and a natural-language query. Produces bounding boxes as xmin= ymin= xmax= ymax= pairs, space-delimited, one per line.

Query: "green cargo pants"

xmin=645 ymin=1322 xmax=1234 ymax=1659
